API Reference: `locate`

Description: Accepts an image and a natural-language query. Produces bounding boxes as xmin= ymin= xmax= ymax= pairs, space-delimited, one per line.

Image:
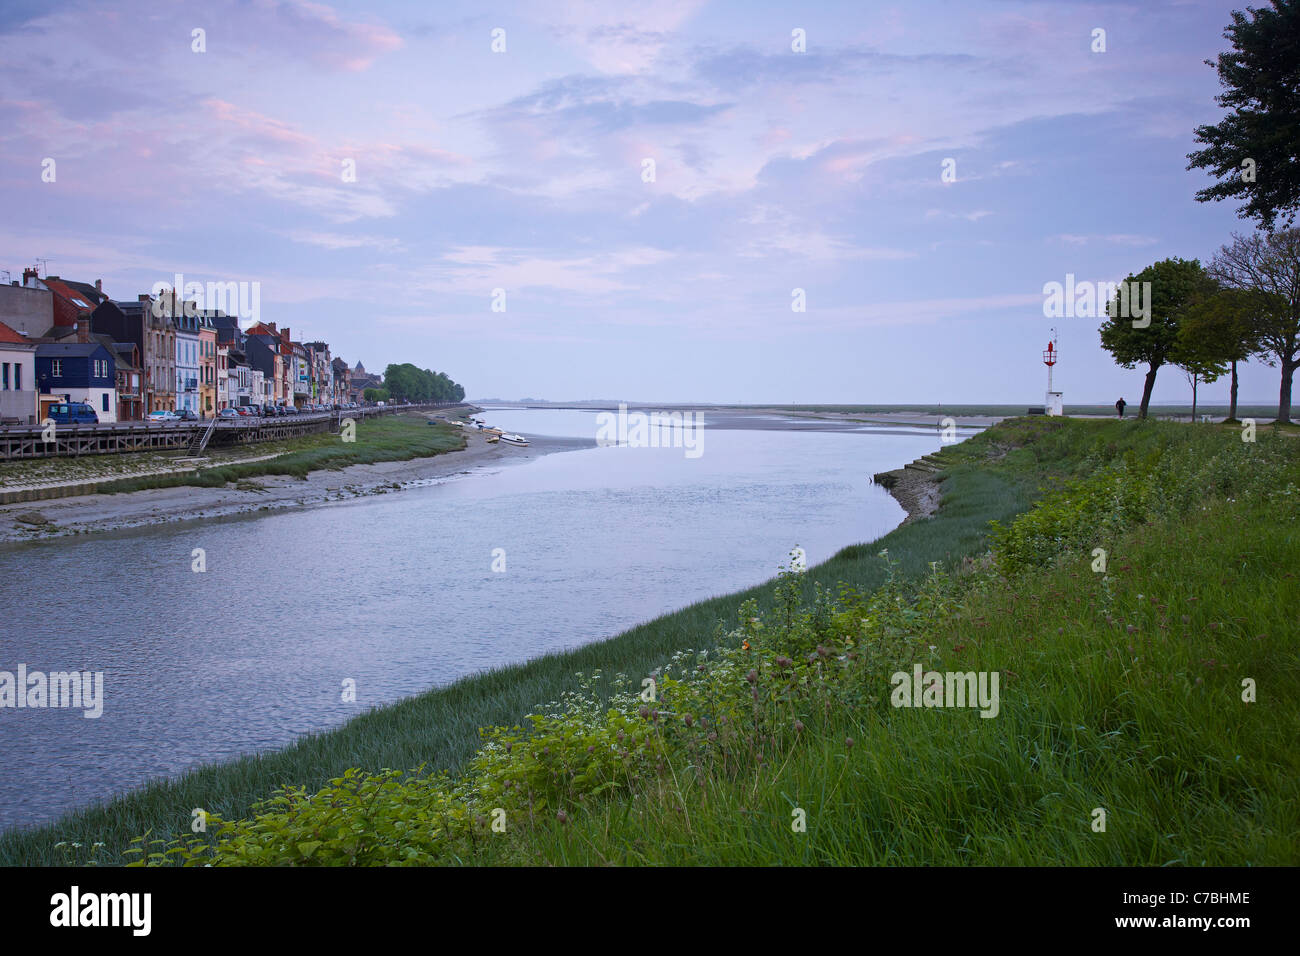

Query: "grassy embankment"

xmin=3 ymin=417 xmax=1296 ymax=865
xmin=760 ymin=402 xmax=1293 ymax=422
xmin=91 ymin=414 xmax=466 ymax=494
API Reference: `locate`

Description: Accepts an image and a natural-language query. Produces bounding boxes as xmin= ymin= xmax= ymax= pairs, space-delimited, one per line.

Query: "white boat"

xmin=499 ymin=433 xmax=529 ymax=446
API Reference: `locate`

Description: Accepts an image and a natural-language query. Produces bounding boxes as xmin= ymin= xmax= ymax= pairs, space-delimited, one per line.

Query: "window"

xmin=1 ymin=363 xmax=8 ymax=389
xmin=102 ymin=394 xmax=109 ymax=412
xmin=13 ymin=365 xmax=19 ymax=390
xmin=51 ymin=359 xmax=62 ymax=377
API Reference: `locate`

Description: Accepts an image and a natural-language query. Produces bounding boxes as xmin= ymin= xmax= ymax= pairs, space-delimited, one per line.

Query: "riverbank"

xmin=0 ymin=412 xmax=589 ymax=545
xmin=5 ymin=417 xmax=1294 ymax=866
xmin=0 ymin=416 xmax=1036 ymax=863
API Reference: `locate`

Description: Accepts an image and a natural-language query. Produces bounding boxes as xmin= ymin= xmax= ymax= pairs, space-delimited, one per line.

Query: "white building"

xmin=0 ymin=321 xmax=38 ymax=424
xmin=171 ymin=303 xmax=201 ymax=415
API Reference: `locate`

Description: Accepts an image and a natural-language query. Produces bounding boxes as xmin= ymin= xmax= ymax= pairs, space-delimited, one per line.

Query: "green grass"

xmin=93 ymin=415 xmax=465 ymax=494
xmin=754 ymin=403 xmax=1288 ymax=420
xmin=475 ymin=498 xmax=1297 ymax=865
xmin=0 ymin=421 xmax=1047 ymax=866
xmin=5 ymin=417 xmax=1295 ymax=866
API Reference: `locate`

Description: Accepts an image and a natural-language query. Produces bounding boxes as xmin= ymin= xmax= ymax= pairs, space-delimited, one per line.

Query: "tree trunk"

xmin=1139 ymin=364 xmax=1159 ymax=420
xmin=1191 ymin=375 xmax=1198 ymax=422
xmin=1228 ymin=360 xmax=1239 ymax=422
xmin=1280 ymin=355 xmax=1296 ymax=425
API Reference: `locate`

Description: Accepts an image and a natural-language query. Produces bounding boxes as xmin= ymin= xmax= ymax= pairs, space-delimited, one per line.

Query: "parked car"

xmin=234 ymin=406 xmax=252 ymax=417
xmin=147 ymin=409 xmax=179 ymax=422
xmin=178 ymin=409 xmax=198 ymax=421
xmin=47 ymin=402 xmax=99 ymax=424
xmin=218 ymin=408 xmax=240 ymax=419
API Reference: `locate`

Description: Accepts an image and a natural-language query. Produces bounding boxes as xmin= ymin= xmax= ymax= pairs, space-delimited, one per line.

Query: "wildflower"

xmin=638 ymin=706 xmax=650 ymax=719
xmin=746 ymin=669 xmax=758 ymax=684
xmin=742 ymin=640 xmax=751 ymax=650
xmin=845 ymin=738 xmax=854 ymax=750
xmin=794 ymin=720 xmax=804 ymax=733
xmin=684 ymin=714 xmax=694 ymax=727
xmin=556 ymin=810 xmax=569 ymax=824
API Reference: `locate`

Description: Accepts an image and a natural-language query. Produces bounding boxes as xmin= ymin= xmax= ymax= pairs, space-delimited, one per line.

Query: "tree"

xmin=1208 ymin=230 xmax=1300 ymax=423
xmin=1170 ymin=332 xmax=1227 ymax=422
xmin=1187 ymin=0 xmax=1300 ymax=229
xmin=363 ymin=387 xmax=389 ymax=404
xmin=380 ymin=363 xmax=465 ymax=403
xmin=1099 ymin=258 xmax=1216 ymax=419
xmin=1178 ymin=287 xmax=1269 ymax=421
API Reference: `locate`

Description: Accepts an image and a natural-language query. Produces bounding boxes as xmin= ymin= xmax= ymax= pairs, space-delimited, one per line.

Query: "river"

xmin=0 ymin=407 xmax=968 ymax=831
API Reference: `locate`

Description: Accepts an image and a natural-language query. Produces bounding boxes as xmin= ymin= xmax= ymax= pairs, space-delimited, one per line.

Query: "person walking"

xmin=1115 ymin=397 xmax=1127 ymax=418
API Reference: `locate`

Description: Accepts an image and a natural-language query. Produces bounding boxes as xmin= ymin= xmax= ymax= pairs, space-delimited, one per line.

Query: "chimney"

xmin=95 ymin=279 xmax=103 ymax=294
xmin=76 ymin=314 xmax=91 ymax=343
xmin=22 ymin=267 xmax=38 ymax=286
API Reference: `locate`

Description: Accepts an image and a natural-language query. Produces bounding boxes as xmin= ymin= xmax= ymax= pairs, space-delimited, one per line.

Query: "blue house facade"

xmin=35 ymin=342 xmax=118 ymax=423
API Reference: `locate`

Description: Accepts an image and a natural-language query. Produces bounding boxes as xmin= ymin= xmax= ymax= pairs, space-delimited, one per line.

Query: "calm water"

xmin=0 ymin=408 xmax=962 ymax=831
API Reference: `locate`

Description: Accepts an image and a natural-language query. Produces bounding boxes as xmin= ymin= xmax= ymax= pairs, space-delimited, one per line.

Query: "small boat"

xmin=485 ymin=435 xmax=499 ymax=443
xmin=499 ymin=433 xmax=529 ymax=446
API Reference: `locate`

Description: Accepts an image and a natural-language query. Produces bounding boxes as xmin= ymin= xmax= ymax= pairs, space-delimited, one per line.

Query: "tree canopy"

xmin=1187 ymin=0 xmax=1300 ymax=229
xmin=1207 ymin=229 xmax=1300 ymax=422
xmin=381 ymin=364 xmax=466 ymax=403
xmin=1099 ymin=258 xmax=1216 ymax=418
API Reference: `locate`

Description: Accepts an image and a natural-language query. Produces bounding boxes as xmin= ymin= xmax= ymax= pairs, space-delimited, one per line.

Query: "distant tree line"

xmin=1101 ymin=1 xmax=1299 ymax=424
xmin=381 ymin=364 xmax=466 ymax=403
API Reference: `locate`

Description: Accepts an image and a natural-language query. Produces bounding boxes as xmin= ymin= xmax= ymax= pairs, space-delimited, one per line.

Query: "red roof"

xmin=0 ymin=320 xmax=32 ymax=344
xmin=41 ymin=277 xmax=98 ymax=313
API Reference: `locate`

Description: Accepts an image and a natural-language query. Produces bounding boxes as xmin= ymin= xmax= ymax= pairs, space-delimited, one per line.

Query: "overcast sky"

xmin=0 ymin=0 xmax=1280 ymax=405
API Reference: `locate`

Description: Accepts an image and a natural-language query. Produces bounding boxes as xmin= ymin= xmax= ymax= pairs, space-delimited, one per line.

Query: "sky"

xmin=0 ymin=0 xmax=1282 ymax=405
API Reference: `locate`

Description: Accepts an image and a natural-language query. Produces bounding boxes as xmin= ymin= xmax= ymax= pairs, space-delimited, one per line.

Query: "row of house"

xmin=0 ymin=268 xmax=384 ymax=424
